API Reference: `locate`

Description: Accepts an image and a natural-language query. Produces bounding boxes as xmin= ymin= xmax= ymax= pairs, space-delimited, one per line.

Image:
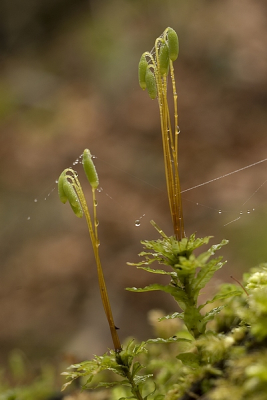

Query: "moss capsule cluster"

xmin=138 ymin=27 xmax=179 ymax=100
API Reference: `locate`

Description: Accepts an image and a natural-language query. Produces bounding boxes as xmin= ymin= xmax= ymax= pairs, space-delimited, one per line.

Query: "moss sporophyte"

xmin=59 ymin=28 xmax=267 ymax=400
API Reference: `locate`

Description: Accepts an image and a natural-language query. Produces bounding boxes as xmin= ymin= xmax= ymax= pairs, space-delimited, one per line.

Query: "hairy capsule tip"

xmin=82 ymin=149 xmax=99 ymax=189
xmin=159 ymin=40 xmax=170 ymax=76
xmin=138 ymin=54 xmax=148 ymax=90
xmin=58 ymin=170 xmax=68 ymax=204
xmin=63 ymin=180 xmax=83 ymax=218
xmin=145 ymin=68 xmax=157 ymax=100
xmin=167 ymin=27 xmax=179 ymax=61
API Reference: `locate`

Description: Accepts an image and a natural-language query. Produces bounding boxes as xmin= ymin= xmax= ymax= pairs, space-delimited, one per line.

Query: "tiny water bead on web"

xmin=134 ymin=214 xmax=146 ymax=227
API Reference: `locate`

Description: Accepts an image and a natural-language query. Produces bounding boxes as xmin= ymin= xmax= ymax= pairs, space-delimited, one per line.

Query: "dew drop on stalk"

xmin=94 ymin=200 xmax=98 ymax=206
xmin=135 ymin=220 xmax=141 ymax=227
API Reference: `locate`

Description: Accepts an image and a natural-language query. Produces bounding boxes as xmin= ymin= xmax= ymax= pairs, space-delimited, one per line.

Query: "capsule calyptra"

xmin=159 ymin=41 xmax=169 ymax=76
xmin=82 ymin=149 xmax=99 ymax=189
xmin=145 ymin=68 xmax=157 ymax=100
xmin=167 ymin=28 xmax=179 ymax=61
xmin=138 ymin=54 xmax=148 ymax=90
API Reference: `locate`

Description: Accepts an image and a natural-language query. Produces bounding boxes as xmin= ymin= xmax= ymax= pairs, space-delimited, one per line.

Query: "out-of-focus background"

xmin=0 ymin=0 xmax=267 ymax=395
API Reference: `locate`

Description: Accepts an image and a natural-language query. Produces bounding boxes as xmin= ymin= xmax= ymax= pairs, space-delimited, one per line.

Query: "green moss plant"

xmin=59 ymin=28 xmax=267 ymax=400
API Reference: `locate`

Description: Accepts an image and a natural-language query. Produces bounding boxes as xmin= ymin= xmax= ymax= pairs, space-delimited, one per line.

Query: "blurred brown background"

xmin=0 ymin=0 xmax=267 ymax=372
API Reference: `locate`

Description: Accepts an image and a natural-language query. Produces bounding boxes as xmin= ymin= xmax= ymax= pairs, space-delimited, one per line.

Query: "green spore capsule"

xmin=167 ymin=27 xmax=179 ymax=61
xmin=138 ymin=54 xmax=148 ymax=90
xmin=63 ymin=180 xmax=83 ymax=218
xmin=159 ymin=41 xmax=169 ymax=75
xmin=82 ymin=149 xmax=99 ymax=189
xmin=58 ymin=170 xmax=68 ymax=204
xmin=145 ymin=68 xmax=157 ymax=100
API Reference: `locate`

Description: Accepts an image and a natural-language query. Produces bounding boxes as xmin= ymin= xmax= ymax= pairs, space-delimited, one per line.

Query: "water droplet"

xmin=218 ymin=210 xmax=222 ymax=214
xmin=252 ymin=208 xmax=255 ymax=211
xmin=247 ymin=210 xmax=250 ymax=214
xmin=196 ymin=202 xmax=199 ymax=206
xmin=177 ymin=125 xmax=180 ymax=134
xmin=135 ymin=220 xmax=141 ymax=227
xmin=97 ymin=187 xmax=103 ymax=193
xmin=34 ymin=199 xmax=37 ymax=203
xmin=239 ymin=211 xmax=243 ymax=215
xmin=44 ymin=198 xmax=47 ymax=201
xmin=27 ymin=216 xmax=31 ymax=220
xmin=94 ymin=200 xmax=98 ymax=206
xmin=95 ymin=219 xmax=99 ymax=227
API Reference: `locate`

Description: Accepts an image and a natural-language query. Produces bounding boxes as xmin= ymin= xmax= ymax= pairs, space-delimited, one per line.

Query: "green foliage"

xmin=127 ymin=222 xmax=240 ymax=338
xmin=238 ymin=265 xmax=267 ymax=341
xmin=58 ymin=26 xmax=267 ymax=400
xmin=62 ymin=340 xmax=153 ymax=399
xmin=0 ymin=350 xmax=59 ymax=400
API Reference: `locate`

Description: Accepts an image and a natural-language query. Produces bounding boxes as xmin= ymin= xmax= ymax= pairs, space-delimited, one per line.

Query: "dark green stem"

xmin=116 ymin=354 xmax=144 ymax=400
